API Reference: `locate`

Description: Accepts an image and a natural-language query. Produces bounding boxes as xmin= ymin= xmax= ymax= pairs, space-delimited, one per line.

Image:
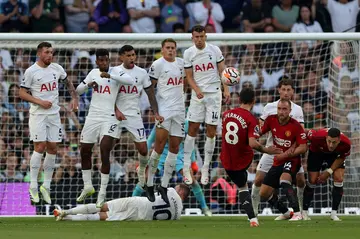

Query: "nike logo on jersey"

xmin=37 ymin=78 xmax=42 ymax=81
xmin=165 ymin=70 xmax=169 ymax=73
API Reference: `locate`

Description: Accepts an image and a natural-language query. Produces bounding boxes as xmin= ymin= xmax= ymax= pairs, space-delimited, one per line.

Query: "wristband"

xmin=326 ymin=168 xmax=333 ymax=175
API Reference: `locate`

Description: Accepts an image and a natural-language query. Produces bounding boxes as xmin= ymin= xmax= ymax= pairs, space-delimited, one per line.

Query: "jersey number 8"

xmin=225 ymin=122 xmax=239 ymax=145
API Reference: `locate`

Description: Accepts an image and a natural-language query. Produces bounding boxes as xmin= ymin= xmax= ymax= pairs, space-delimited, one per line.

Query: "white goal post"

xmin=0 ymin=33 xmax=358 ymax=217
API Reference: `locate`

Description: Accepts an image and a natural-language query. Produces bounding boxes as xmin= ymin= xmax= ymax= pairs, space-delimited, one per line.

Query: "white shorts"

xmin=106 ymin=198 xmax=139 ymax=221
xmin=187 ymin=90 xmax=222 ymax=125
xmin=157 ymin=111 xmax=185 ymax=137
xmin=29 ymin=113 xmax=62 ymax=142
xmin=118 ymin=114 xmax=146 ymax=142
xmin=257 ymin=153 xmax=305 ymax=174
xmin=80 ymin=117 xmax=119 ymax=144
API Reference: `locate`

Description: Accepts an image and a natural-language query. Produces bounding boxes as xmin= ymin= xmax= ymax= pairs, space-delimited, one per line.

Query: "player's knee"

xmin=34 ymin=142 xmax=47 ymax=153
xmin=296 ymin=174 xmax=306 ymax=188
xmin=205 ymin=127 xmax=216 ymax=138
xmin=137 ymin=146 xmax=148 ymax=156
xmin=254 ymin=173 xmax=264 ymax=187
xmin=306 ymin=181 xmax=316 ymax=189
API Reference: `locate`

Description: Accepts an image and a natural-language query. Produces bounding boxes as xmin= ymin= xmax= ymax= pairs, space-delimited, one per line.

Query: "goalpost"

xmin=0 ymin=33 xmax=359 ymax=216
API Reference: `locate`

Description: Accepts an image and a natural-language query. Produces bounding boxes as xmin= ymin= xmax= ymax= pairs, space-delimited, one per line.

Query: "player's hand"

xmin=40 ymin=100 xmax=52 ymax=109
xmin=115 ymin=109 xmax=127 ymax=121
xmin=223 ymin=90 xmax=231 ymax=104
xmin=194 ymin=88 xmax=204 ymax=99
xmin=266 ymin=146 xmax=283 ymax=155
xmin=155 ymin=113 xmax=164 ymax=124
xmin=316 ymin=171 xmax=330 ymax=184
xmin=100 ymin=72 xmax=111 ymax=78
xmin=70 ymin=98 xmax=79 ymax=112
xmin=88 ymin=81 xmax=99 ymax=89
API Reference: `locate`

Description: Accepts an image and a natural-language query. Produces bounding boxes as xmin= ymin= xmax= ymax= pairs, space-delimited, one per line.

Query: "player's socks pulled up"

xmin=239 ymin=190 xmax=256 ymax=220
xmin=280 ymin=181 xmax=300 ymax=213
xmin=303 ymin=183 xmax=316 ymax=211
xmin=297 ymin=186 xmax=304 ymax=212
xmin=43 ymin=153 xmax=56 ymax=189
xmin=251 ymin=184 xmax=261 ymax=216
xmin=62 ymin=214 xmax=100 ymax=221
xmin=183 ymin=135 xmax=195 ymax=185
xmin=138 ymin=153 xmax=148 ymax=187
xmin=161 ymin=151 xmax=177 ymax=188
xmin=29 ymin=151 xmax=43 ymax=190
xmin=147 ymin=151 xmax=160 ymax=187
xmin=66 ymin=203 xmax=100 ymax=215
xmin=201 ymin=136 xmax=216 ymax=185
xmin=191 ymin=180 xmax=207 ymax=209
xmin=132 ymin=183 xmax=145 ymax=197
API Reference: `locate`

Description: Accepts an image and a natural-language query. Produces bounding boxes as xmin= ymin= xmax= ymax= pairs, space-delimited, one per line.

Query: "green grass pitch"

xmin=1 ymin=216 xmax=359 ymax=239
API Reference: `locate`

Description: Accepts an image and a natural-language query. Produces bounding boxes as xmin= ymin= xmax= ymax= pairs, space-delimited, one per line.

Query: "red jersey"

xmin=307 ymin=128 xmax=351 ymax=159
xmin=220 ymin=108 xmax=259 ymax=171
xmin=261 ymin=115 xmax=307 ymax=166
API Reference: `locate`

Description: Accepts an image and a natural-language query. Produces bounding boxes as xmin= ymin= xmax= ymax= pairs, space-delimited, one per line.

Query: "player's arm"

xmin=19 ymin=87 xmax=52 ymax=109
xmin=249 ymin=137 xmax=282 ymax=155
xmin=144 ymin=83 xmax=163 ymax=122
xmin=64 ymin=76 xmax=79 ymax=111
xmin=76 ymin=73 xmax=97 ymax=95
xmin=101 ymin=68 xmax=133 ymax=85
xmin=183 ymin=50 xmax=203 ymax=98
xmin=217 ymin=60 xmax=230 ymax=104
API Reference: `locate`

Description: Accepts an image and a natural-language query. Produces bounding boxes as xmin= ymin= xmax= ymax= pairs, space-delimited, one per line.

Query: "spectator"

xmin=64 ymin=0 xmax=93 ymax=33
xmin=172 ymin=22 xmax=185 ymax=32
xmin=29 ymin=0 xmax=60 ymax=32
xmin=160 ymin=0 xmax=189 ymax=33
xmin=303 ymin=101 xmax=315 ymax=129
xmin=320 ymin=0 xmax=360 ymax=32
xmin=272 ymin=0 xmax=299 ymax=32
xmin=0 ymin=152 xmax=23 ymax=182
xmin=0 ymin=48 xmax=14 ymax=70
xmin=52 ymin=22 xmax=65 ymax=32
xmin=127 ymin=0 xmax=160 ymax=33
xmin=0 ymin=0 xmax=29 ymax=32
xmin=190 ymin=0 xmax=225 ymax=33
xmin=7 ymin=84 xmax=29 ymax=122
xmin=242 ymin=0 xmax=272 ymax=33
xmin=291 ymin=5 xmax=323 ymax=57
xmin=93 ymin=0 xmax=129 ymax=33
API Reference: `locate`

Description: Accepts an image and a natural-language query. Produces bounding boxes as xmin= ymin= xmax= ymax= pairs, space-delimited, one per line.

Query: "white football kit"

xmin=183 ymin=43 xmax=224 ymax=125
xmin=21 ymin=62 xmax=67 ymax=142
xmin=77 ymin=67 xmax=133 ymax=143
xmin=106 ymin=188 xmax=182 ymax=221
xmin=148 ymin=57 xmax=185 ymax=137
xmin=257 ymin=100 xmax=305 ymax=173
xmin=115 ymin=64 xmax=152 ymax=142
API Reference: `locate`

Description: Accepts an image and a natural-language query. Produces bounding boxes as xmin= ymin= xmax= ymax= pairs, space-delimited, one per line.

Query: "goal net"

xmin=0 ymin=33 xmax=359 ymax=216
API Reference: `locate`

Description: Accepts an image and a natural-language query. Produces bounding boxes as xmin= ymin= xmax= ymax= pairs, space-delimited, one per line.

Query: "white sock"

xmin=29 ymin=151 xmax=43 ymax=189
xmin=99 ymin=173 xmax=109 ymax=194
xmin=251 ymin=184 xmax=261 ymax=215
xmin=65 ymin=203 xmax=100 ymax=215
xmin=203 ymin=137 xmax=215 ymax=169
xmin=82 ymin=170 xmax=93 ymax=188
xmin=161 ymin=152 xmax=177 ymax=188
xmin=42 ymin=153 xmax=56 ymax=189
xmin=297 ymin=186 xmax=304 ymax=212
xmin=183 ymin=135 xmax=195 ymax=169
xmin=63 ymin=214 xmax=100 ymax=221
xmin=138 ymin=153 xmax=148 ymax=187
xmin=331 ymin=210 xmax=337 ymax=217
xmin=147 ymin=151 xmax=160 ymax=187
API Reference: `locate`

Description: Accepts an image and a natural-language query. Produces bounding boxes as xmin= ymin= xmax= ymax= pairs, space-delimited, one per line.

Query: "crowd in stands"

xmin=0 ymin=0 xmax=359 ymax=213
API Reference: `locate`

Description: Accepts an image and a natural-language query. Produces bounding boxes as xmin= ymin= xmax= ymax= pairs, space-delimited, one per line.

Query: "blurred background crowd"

xmin=0 ymin=0 xmax=359 ymax=214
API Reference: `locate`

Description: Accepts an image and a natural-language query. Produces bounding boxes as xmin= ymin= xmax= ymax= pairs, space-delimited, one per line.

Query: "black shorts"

xmin=263 ymin=160 xmax=301 ymax=189
xmin=307 ymin=150 xmax=345 ymax=172
xmin=225 ymin=169 xmax=248 ymax=188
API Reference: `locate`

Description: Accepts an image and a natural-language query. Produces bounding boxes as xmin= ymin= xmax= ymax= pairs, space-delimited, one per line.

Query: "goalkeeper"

xmin=132 ymin=119 xmax=212 ymax=216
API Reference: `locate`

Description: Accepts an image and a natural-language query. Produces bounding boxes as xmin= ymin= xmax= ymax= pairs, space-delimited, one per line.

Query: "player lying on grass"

xmin=302 ymin=127 xmax=351 ymax=221
xmin=258 ymin=99 xmax=307 ymax=221
xmin=54 ymin=184 xmax=190 ymax=221
xmin=133 ymin=119 xmax=212 ymax=216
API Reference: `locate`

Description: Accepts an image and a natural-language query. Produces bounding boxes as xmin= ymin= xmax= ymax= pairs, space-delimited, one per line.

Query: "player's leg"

xmin=202 ymin=91 xmax=222 ymax=185
xmin=226 ymin=169 xmax=258 ymax=227
xmin=302 ymin=151 xmax=322 ymax=220
xmin=296 ymin=168 xmax=306 ymax=213
xmin=260 ymin=167 xmax=290 ymax=216
xmin=132 ymin=141 xmax=148 ymax=196
xmin=28 ymin=114 xmax=47 ymax=203
xmin=251 ymin=154 xmax=273 ymax=216
xmin=331 ymin=167 xmax=345 ymax=221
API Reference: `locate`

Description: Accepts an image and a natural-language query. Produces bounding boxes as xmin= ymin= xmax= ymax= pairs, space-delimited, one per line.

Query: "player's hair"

xmin=119 ymin=45 xmax=135 ymax=55
xmin=277 ymin=77 xmax=294 ymax=89
xmin=37 ymin=42 xmax=52 ymax=51
xmin=278 ymin=99 xmax=292 ymax=108
xmin=178 ymin=183 xmax=190 ymax=200
xmin=328 ymin=128 xmax=341 ymax=138
xmin=239 ymin=87 xmax=255 ymax=104
xmin=191 ymin=25 xmax=206 ymax=34
xmin=161 ymin=38 xmax=177 ymax=47
xmin=95 ymin=48 xmax=109 ymax=58
xmin=172 ymin=23 xmax=185 ymax=32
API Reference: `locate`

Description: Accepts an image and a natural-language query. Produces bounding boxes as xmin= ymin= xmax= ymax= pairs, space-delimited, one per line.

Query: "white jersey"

xmin=148 ymin=57 xmax=185 ymax=113
xmin=260 ymin=99 xmax=304 ymax=146
xmin=116 ymin=64 xmax=151 ymax=116
xmin=183 ymin=43 xmax=224 ymax=93
xmin=137 ymin=188 xmax=183 ymax=220
xmin=21 ymin=62 xmax=67 ymax=115
xmin=80 ymin=67 xmax=127 ymax=119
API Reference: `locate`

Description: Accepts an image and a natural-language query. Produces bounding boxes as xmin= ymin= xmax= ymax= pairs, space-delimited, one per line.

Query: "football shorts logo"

xmin=285 ymin=130 xmax=291 ymax=137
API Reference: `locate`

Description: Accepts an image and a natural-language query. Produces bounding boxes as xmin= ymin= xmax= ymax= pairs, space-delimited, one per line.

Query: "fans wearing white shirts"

xmin=182 ymin=25 xmax=230 ymax=186
xmin=323 ymin=0 xmax=360 ymax=32
xmin=145 ymin=38 xmax=186 ymax=204
xmin=75 ymin=49 xmax=133 ymax=208
xmin=19 ymin=42 xmax=79 ymax=204
xmin=127 ymin=0 xmax=160 ymax=33
xmin=251 ymin=79 xmax=306 ymax=219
